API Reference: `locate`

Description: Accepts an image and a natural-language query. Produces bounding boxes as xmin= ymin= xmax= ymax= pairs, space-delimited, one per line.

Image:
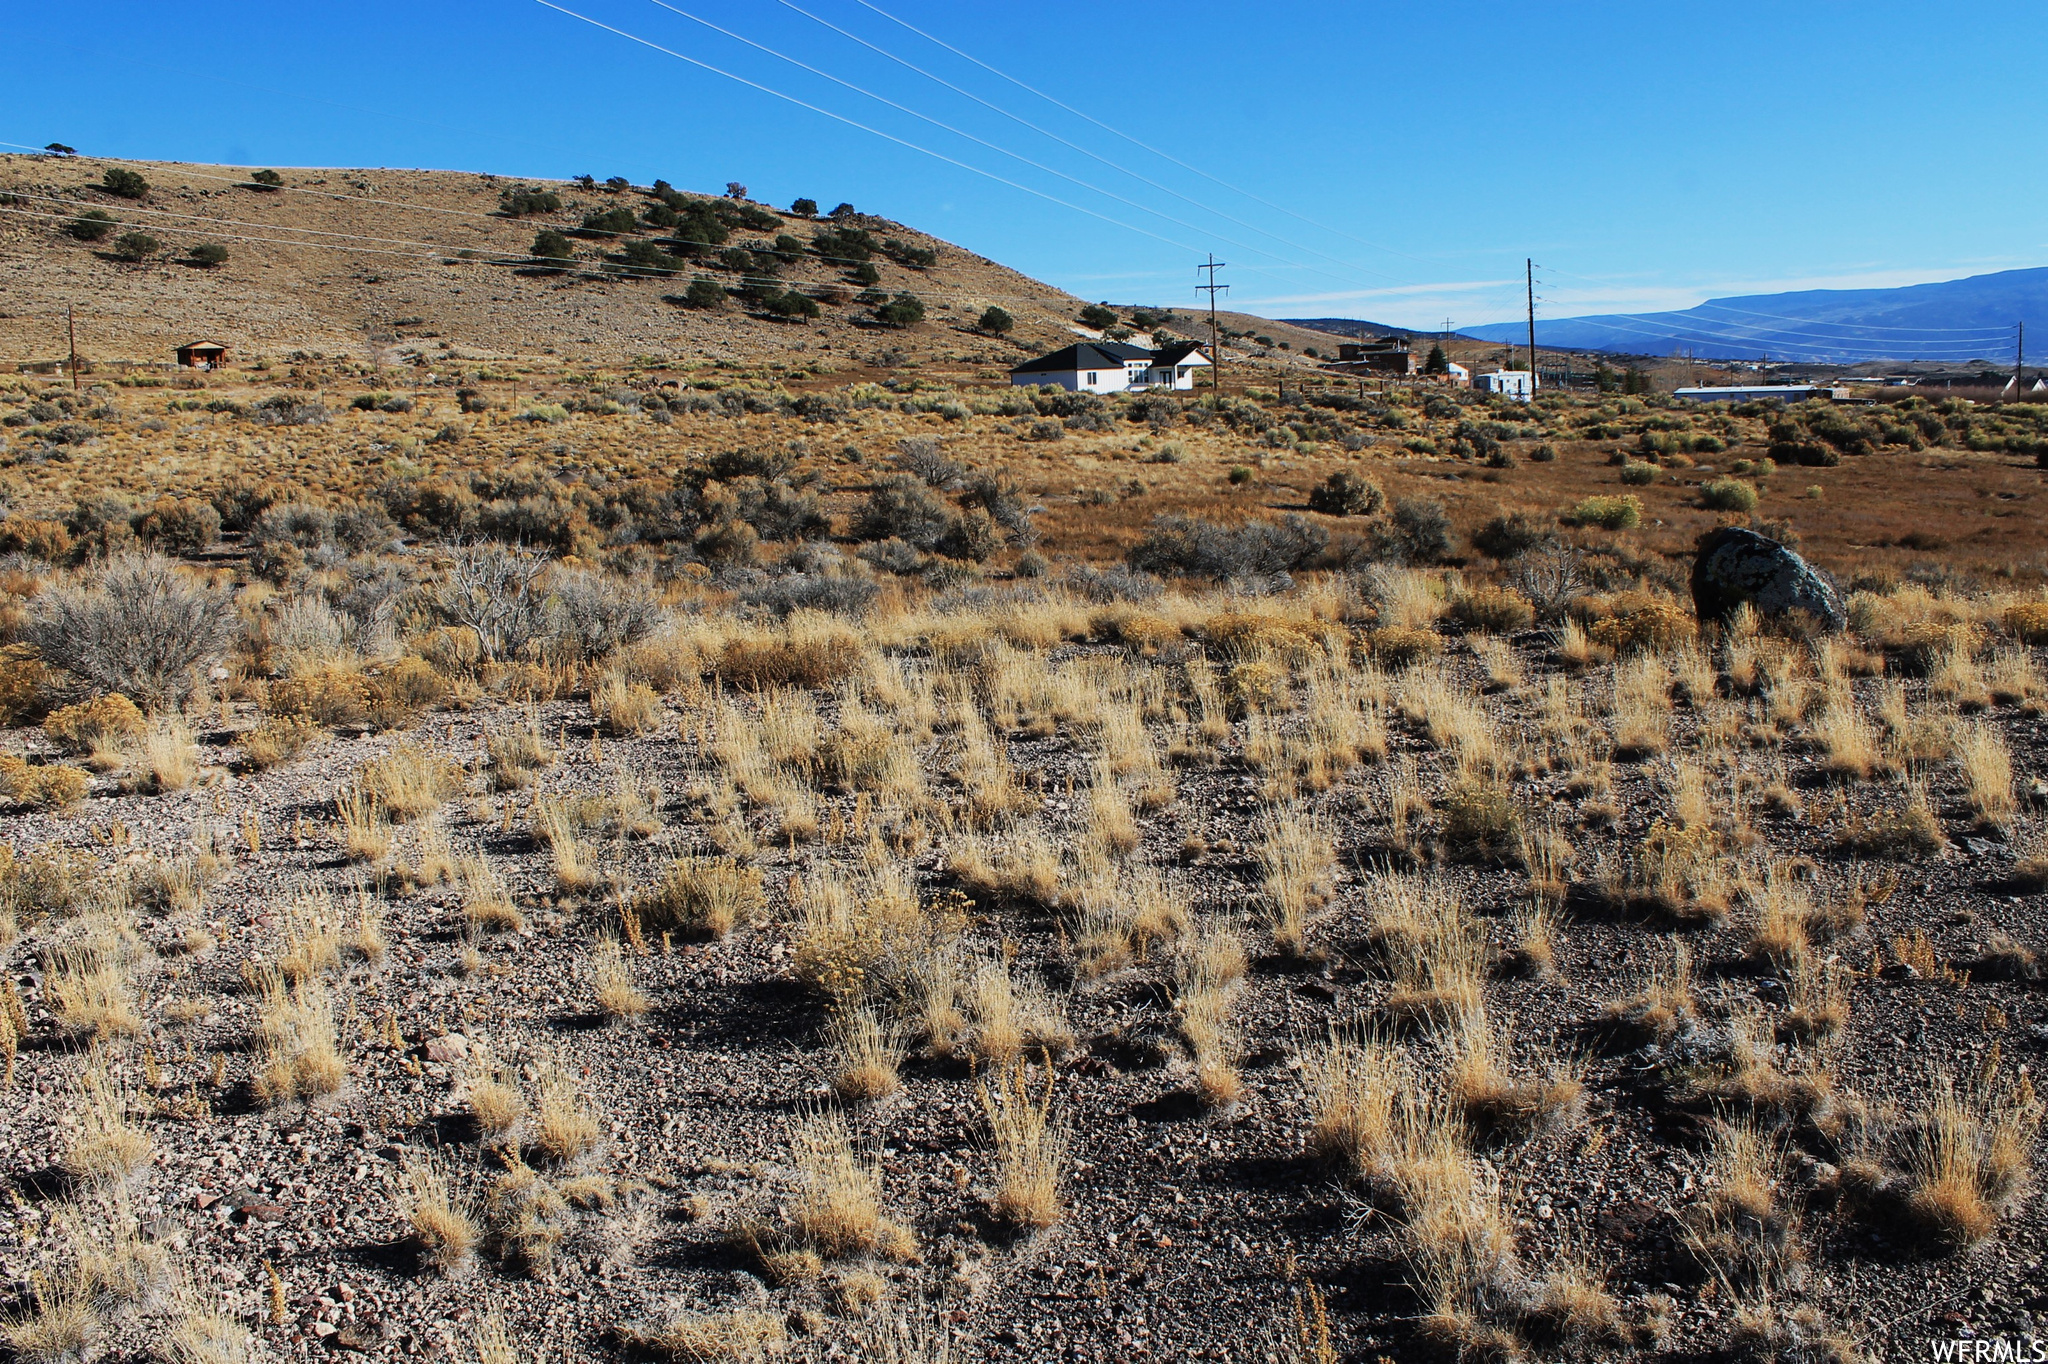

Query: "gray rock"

xmin=1690 ymin=526 xmax=1845 ymax=631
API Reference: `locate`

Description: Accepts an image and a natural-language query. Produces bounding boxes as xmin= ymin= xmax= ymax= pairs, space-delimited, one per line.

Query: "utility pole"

xmin=2016 ymin=321 xmax=2026 ymax=400
xmin=1525 ymin=259 xmax=1537 ymax=389
xmin=66 ymin=306 xmax=80 ymax=395
xmin=1196 ymin=255 xmax=1228 ymax=395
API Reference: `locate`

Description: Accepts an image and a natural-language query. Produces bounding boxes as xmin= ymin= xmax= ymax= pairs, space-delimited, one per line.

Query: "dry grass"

xmin=335 ymin=786 xmax=392 ymax=863
xmin=1175 ymin=919 xmax=1247 ymax=1109
xmin=47 ymin=946 xmax=142 ymax=1039
xmin=1305 ymin=1034 xmax=1408 ymax=1186
xmin=3 ymin=1269 xmax=99 ymax=1364
xmin=1260 ymin=805 xmax=1336 ymax=958
xmin=1684 ymin=1122 xmax=1804 ymax=1286
xmin=461 ymin=855 xmax=524 ymax=934
xmin=1368 ymin=873 xmax=1487 ymax=1028
xmin=1810 ymin=696 xmax=1884 ymax=781
xmin=1603 ymin=941 xmax=1696 ymax=1044
xmin=1905 ymin=1069 xmax=2040 ymax=1251
xmin=591 ymin=670 xmax=663 ymax=735
xmin=967 ymin=958 xmax=1074 ymax=1069
xmin=637 ymin=856 xmax=764 ymax=939
xmin=1445 ymin=1016 xmax=1584 ymax=1139
xmin=403 ymin=1161 xmax=480 ymax=1274
xmin=63 ymin=1051 xmax=152 ymax=1182
xmin=590 ymin=937 xmax=649 ymax=1019
xmin=626 ymin=1310 xmax=787 ymax=1362
xmin=979 ymin=1062 xmax=1065 ymax=1231
xmin=251 ymin=971 xmax=346 ymax=1106
xmin=1955 ymin=721 xmax=2015 ymax=827
xmin=359 ymin=743 xmax=465 ymax=821
xmin=827 ymin=1006 xmax=902 ymax=1103
xmin=788 ymin=1109 xmax=913 ymax=1260
xmin=466 ymin=1044 xmax=526 ymax=1140
xmin=131 ymin=717 xmax=201 ymax=792
xmin=533 ymin=1055 xmax=600 ymax=1164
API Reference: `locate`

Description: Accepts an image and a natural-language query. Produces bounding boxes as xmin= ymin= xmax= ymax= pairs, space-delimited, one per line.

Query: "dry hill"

xmin=0 ymin=155 xmax=1143 ymax=373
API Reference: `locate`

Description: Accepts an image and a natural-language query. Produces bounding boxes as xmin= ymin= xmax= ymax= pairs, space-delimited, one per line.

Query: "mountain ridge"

xmin=1461 ymin=266 xmax=2045 ymax=364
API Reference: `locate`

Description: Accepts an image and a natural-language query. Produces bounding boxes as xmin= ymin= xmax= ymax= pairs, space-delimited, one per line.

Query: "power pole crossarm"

xmin=1196 ymin=255 xmax=1229 ymax=396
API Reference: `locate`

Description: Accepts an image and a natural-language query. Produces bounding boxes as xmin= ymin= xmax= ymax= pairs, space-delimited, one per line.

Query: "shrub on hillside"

xmin=188 ymin=242 xmax=229 ymax=267
xmin=24 ymin=554 xmax=237 ymax=710
xmin=790 ymin=197 xmax=819 ymax=217
xmin=874 ymin=292 xmax=925 ymax=328
xmin=1078 ymin=303 xmax=1119 ymax=330
xmin=855 ymin=474 xmax=952 ymax=549
xmin=682 ymin=277 xmax=726 ymax=309
xmin=1374 ymin=496 xmax=1454 ymax=564
xmin=499 ymin=185 xmax=562 ymax=217
xmin=111 ymin=231 xmax=159 ymax=263
xmin=1307 ymin=471 xmax=1384 ymax=517
xmin=67 ymin=210 xmax=116 ymax=242
xmin=547 ymin=568 xmax=662 ymax=659
xmin=1472 ymin=510 xmax=1555 ymax=560
xmin=435 ymin=544 xmax=551 ymax=662
xmin=1127 ymin=513 xmax=1328 ymax=585
xmin=248 ymin=395 xmax=330 ymax=427
xmin=101 ymin=168 xmax=148 ymax=198
xmin=1700 ymin=477 xmax=1760 ymax=513
xmin=136 ymin=497 xmax=220 ymax=555
xmin=530 ymin=229 xmax=574 ymax=263
xmin=979 ymin=306 xmax=1014 ymax=336
xmin=580 ymin=205 xmax=638 ymax=236
xmin=1563 ymin=495 xmax=1642 ymax=530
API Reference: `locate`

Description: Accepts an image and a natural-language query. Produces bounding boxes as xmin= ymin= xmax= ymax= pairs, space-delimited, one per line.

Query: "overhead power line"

xmin=532 ymin=0 xmax=1222 ymax=264
xmin=770 ymin=0 xmax=1407 ymax=287
xmin=847 ymin=0 xmax=1435 ymax=270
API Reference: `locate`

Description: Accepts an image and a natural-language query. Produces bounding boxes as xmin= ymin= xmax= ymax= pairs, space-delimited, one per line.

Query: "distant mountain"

xmin=1279 ymin=317 xmax=1437 ymax=341
xmin=1462 ymin=267 xmax=2046 ymax=364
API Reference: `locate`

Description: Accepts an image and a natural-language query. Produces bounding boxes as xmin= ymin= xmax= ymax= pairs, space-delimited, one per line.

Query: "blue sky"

xmin=7 ymin=1 xmax=2043 ymax=330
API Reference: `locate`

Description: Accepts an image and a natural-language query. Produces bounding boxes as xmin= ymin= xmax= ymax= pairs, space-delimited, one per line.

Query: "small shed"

xmin=176 ymin=341 xmax=228 ymax=370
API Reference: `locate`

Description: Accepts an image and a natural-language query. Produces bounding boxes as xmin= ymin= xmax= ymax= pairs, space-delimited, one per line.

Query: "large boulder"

xmin=1690 ymin=527 xmax=1845 ymax=631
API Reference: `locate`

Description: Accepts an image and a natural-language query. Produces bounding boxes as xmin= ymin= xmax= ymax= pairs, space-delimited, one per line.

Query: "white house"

xmin=1009 ymin=341 xmax=1210 ymax=393
xmin=1474 ymin=370 xmax=1537 ymax=401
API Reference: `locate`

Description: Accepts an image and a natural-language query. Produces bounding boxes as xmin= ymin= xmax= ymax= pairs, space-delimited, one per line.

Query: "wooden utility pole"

xmin=2016 ymin=322 xmax=2026 ymax=400
xmin=1197 ymin=255 xmax=1228 ymax=395
xmin=66 ymin=306 xmax=80 ymax=395
xmin=1525 ymin=259 xmax=1537 ymax=390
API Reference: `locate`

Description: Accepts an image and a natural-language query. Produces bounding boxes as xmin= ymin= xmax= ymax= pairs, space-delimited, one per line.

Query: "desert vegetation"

xmin=0 ymin=158 xmax=2046 ymax=1364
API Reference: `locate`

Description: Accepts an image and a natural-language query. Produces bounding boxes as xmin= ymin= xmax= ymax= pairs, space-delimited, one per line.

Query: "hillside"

xmin=0 ymin=155 xmax=1125 ymax=373
xmin=1462 ymin=266 xmax=2047 ymax=363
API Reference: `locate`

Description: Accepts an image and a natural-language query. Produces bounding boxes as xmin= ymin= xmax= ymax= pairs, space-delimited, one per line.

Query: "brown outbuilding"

xmin=175 ymin=340 xmax=228 ymax=370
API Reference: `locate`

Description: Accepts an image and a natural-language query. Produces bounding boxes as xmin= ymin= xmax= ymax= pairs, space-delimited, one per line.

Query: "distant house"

xmin=1009 ymin=341 xmax=1210 ymax=394
xmin=1474 ymin=370 xmax=1537 ymax=401
xmin=176 ymin=340 xmax=228 ymax=370
xmin=1335 ymin=339 xmax=1415 ymax=374
xmin=1674 ymin=384 xmax=1845 ymax=404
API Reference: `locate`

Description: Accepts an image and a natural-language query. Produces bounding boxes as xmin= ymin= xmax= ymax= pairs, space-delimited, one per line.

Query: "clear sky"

xmin=7 ymin=1 xmax=2043 ymax=331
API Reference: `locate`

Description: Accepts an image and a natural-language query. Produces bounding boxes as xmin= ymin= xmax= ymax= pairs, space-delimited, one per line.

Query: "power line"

xmin=848 ymin=0 xmax=1437 ymax=270
xmin=643 ymin=0 xmax=1287 ymax=277
xmin=532 ymin=0 xmax=1222 ymax=264
xmin=770 ymin=0 xmax=1409 ymax=287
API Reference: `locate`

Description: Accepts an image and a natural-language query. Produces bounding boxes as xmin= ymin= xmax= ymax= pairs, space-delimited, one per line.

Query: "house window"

xmin=1086 ymin=372 xmax=1097 ymax=385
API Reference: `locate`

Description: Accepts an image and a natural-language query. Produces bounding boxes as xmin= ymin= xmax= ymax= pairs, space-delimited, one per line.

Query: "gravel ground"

xmin=3 ymin=623 xmax=2045 ymax=1364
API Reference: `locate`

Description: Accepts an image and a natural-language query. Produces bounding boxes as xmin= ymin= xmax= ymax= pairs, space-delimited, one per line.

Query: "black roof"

xmin=1151 ymin=340 xmax=1210 ymax=365
xmin=1010 ymin=341 xmax=1154 ymax=374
